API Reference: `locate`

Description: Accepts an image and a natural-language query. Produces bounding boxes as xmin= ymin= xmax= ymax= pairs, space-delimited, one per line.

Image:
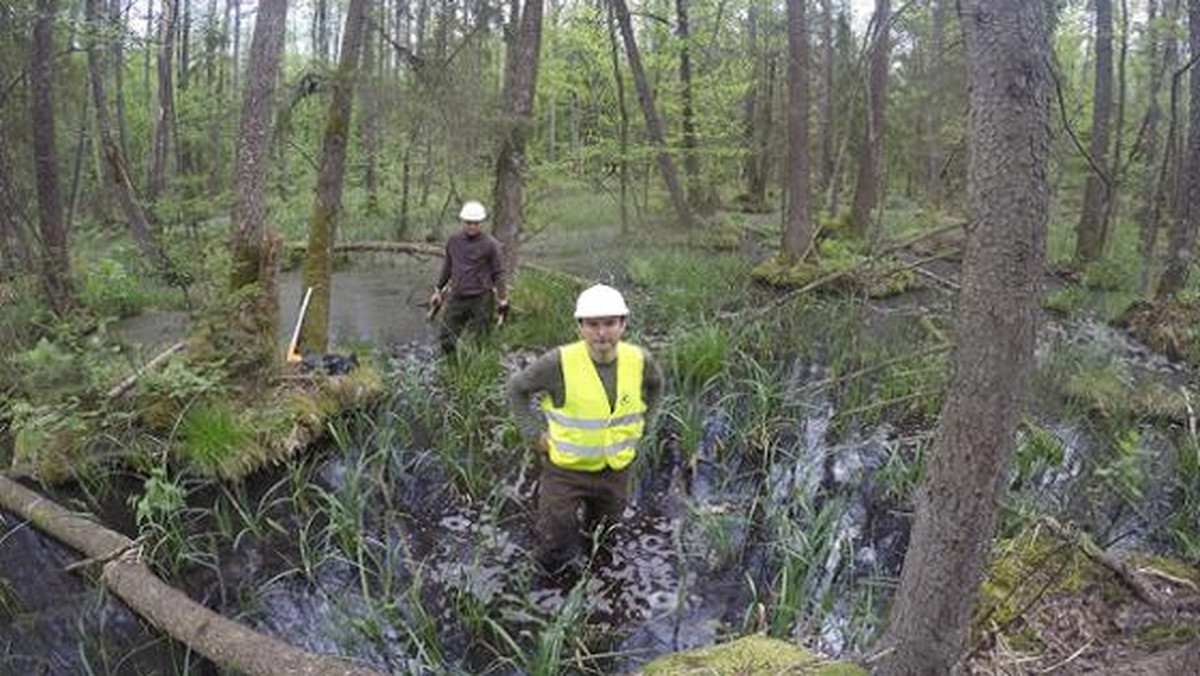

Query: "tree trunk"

xmin=607 ymin=0 xmax=631 ymax=233
xmin=877 ymin=1 xmax=1050 ymax=673
xmin=1074 ymin=0 xmax=1114 ymax=262
xmin=87 ymin=0 xmax=174 ymax=275
xmin=229 ymin=0 xmax=287 ymax=290
xmin=32 ymin=0 xmax=73 ymax=315
xmin=491 ymin=0 xmax=545 ymax=282
xmin=676 ymin=0 xmax=701 ymax=206
xmin=817 ymin=0 xmax=835 ymax=206
xmin=1137 ymin=0 xmax=1175 ymax=293
xmin=314 ymin=0 xmax=329 ymax=66
xmin=111 ymin=0 xmax=132 ymax=166
xmin=849 ymin=0 xmax=890 ymax=238
xmin=300 ymin=0 xmax=369 ymax=354
xmin=232 ymin=0 xmax=241 ymax=93
xmin=781 ymin=0 xmax=813 ymax=263
xmin=0 ymin=476 xmax=383 ymax=676
xmin=149 ymin=0 xmax=177 ymax=201
xmin=924 ymin=0 xmax=947 ymax=207
xmin=359 ymin=0 xmax=380 ymax=215
xmin=66 ymin=95 xmax=90 ymax=233
xmin=1156 ymin=0 xmax=1200 ymax=298
xmin=610 ymin=0 xmax=692 ymax=228
xmin=177 ymin=0 xmax=192 ymax=175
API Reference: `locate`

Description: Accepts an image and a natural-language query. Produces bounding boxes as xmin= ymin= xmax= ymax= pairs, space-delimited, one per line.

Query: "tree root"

xmin=0 ymin=475 xmax=383 ymax=676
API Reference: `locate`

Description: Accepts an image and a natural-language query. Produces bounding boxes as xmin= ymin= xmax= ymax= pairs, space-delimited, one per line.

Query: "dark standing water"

xmin=5 ymin=259 xmax=1198 ymax=673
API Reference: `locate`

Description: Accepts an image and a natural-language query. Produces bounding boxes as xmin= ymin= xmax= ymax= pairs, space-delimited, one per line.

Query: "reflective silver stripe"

xmin=553 ymin=439 xmax=637 ymax=457
xmin=544 ymin=410 xmax=644 ymax=430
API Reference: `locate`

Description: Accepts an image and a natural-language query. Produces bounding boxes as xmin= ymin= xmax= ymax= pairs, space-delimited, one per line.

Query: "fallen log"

xmin=105 ymin=340 xmax=187 ymax=400
xmin=0 ymin=475 xmax=383 ymax=676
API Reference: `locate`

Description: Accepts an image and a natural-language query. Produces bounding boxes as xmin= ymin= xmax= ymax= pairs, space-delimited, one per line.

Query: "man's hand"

xmin=496 ymin=298 xmax=510 ymax=327
xmin=535 ymin=433 xmax=549 ymax=456
xmin=429 ymin=289 xmax=444 ymax=308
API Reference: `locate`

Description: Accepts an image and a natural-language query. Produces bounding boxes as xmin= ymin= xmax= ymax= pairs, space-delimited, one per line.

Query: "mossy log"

xmin=0 ymin=475 xmax=382 ymax=676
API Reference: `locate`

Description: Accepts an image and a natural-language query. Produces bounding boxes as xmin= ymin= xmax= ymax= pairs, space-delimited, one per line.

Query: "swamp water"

xmin=3 ymin=261 xmax=1196 ymax=674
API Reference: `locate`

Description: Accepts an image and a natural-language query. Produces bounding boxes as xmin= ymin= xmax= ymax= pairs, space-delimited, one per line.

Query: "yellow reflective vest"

xmin=541 ymin=341 xmax=647 ymax=472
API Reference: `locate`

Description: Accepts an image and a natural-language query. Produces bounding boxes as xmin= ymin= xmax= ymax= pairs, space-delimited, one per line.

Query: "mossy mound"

xmin=751 ymin=252 xmax=922 ymax=299
xmin=1061 ymin=366 xmax=1188 ymax=422
xmin=175 ymin=365 xmax=384 ymax=480
xmin=10 ymin=406 xmax=96 ymax=484
xmin=1119 ymin=298 xmax=1200 ymax=366
xmin=639 ymin=635 xmax=866 ymax=675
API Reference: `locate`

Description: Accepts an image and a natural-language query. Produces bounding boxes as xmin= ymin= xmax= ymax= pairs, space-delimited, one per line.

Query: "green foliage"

xmin=1093 ymin=428 xmax=1147 ymax=505
xmin=11 ymin=337 xmax=82 ymax=404
xmin=627 ymin=251 xmax=749 ymax=327
xmin=667 ymin=323 xmax=728 ymax=394
xmin=504 ymin=269 xmax=580 ymax=350
xmin=1081 ymin=258 xmax=1130 ymax=292
xmin=177 ymin=400 xmax=258 ymax=477
xmin=133 ymin=466 xmax=187 ymax=528
xmin=9 ymin=401 xmax=95 ymax=483
xmin=1170 ymin=438 xmax=1200 ymax=562
xmin=1014 ymin=422 xmax=1065 ymax=487
xmin=1042 ymin=285 xmax=1087 ymax=315
xmin=137 ymin=358 xmax=226 ymax=431
xmin=80 ymin=259 xmax=151 ymax=318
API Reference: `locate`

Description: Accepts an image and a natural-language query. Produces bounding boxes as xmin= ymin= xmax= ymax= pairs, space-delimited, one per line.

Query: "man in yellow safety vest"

xmin=506 ymin=284 xmax=664 ymax=576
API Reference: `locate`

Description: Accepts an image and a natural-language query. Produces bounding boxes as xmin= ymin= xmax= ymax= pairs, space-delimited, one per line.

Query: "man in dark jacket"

xmin=429 ymin=200 xmax=508 ymax=356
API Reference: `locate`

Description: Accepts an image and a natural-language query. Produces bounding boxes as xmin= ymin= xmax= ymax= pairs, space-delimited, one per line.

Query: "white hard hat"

xmin=459 ymin=200 xmax=487 ymax=222
xmin=574 ymin=284 xmax=629 ymax=318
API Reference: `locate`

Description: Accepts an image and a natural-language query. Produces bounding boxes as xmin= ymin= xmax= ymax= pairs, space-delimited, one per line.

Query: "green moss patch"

xmin=640 ymin=635 xmax=866 ymax=675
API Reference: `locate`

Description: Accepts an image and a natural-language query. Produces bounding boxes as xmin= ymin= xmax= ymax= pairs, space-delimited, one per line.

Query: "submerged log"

xmin=0 ymin=475 xmax=383 ymax=676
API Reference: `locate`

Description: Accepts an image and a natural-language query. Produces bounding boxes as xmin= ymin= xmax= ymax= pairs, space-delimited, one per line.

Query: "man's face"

xmin=462 ymin=220 xmax=483 ymax=237
xmin=579 ymin=316 xmax=626 ymax=356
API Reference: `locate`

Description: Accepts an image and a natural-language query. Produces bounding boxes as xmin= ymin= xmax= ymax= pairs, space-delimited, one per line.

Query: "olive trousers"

xmin=535 ymin=462 xmax=629 ymax=573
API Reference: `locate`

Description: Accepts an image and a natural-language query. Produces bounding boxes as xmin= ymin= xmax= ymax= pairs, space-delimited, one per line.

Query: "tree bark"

xmin=149 ymin=0 xmax=177 ymax=201
xmin=491 ymin=0 xmax=545 ymax=283
xmin=314 ymin=0 xmax=329 ymax=66
xmin=111 ymin=0 xmax=133 ymax=166
xmin=1137 ymin=0 xmax=1176 ymax=293
xmin=607 ymin=0 xmax=631 ymax=233
xmin=817 ymin=0 xmax=835 ymax=206
xmin=676 ymin=0 xmax=701 ymax=206
xmin=1156 ymin=0 xmax=1200 ymax=298
xmin=32 ymin=0 xmax=74 ymax=315
xmin=611 ymin=0 xmax=693 ymax=228
xmin=0 ymin=476 xmax=382 ymax=676
xmin=299 ymin=0 xmax=369 ymax=354
xmin=229 ymin=0 xmax=287 ymax=290
xmin=877 ymin=0 xmax=1050 ymax=673
xmin=924 ymin=0 xmax=947 ymax=207
xmin=1074 ymin=0 xmax=1114 ymax=262
xmin=781 ymin=0 xmax=813 ymax=263
xmin=359 ymin=0 xmax=380 ymax=215
xmin=849 ymin=0 xmax=890 ymax=238
xmin=86 ymin=0 xmax=174 ymax=275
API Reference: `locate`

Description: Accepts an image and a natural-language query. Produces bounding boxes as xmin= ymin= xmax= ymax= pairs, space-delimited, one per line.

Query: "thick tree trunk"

xmin=611 ymin=0 xmax=692 ymax=228
xmin=676 ymin=0 xmax=701 ymax=206
xmin=849 ymin=0 xmax=890 ymax=238
xmin=149 ymin=0 xmax=176 ymax=201
xmin=32 ymin=0 xmax=73 ymax=315
xmin=878 ymin=0 xmax=1050 ymax=673
xmin=229 ymin=0 xmax=287 ymax=290
xmin=1156 ymin=0 xmax=1200 ymax=298
xmin=817 ymin=0 xmax=835 ymax=206
xmin=491 ymin=0 xmax=545 ymax=282
xmin=0 ymin=476 xmax=382 ymax=676
xmin=781 ymin=0 xmax=813 ymax=262
xmin=86 ymin=0 xmax=173 ymax=275
xmin=1074 ymin=0 xmax=1114 ymax=262
xmin=300 ymin=0 xmax=369 ymax=354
